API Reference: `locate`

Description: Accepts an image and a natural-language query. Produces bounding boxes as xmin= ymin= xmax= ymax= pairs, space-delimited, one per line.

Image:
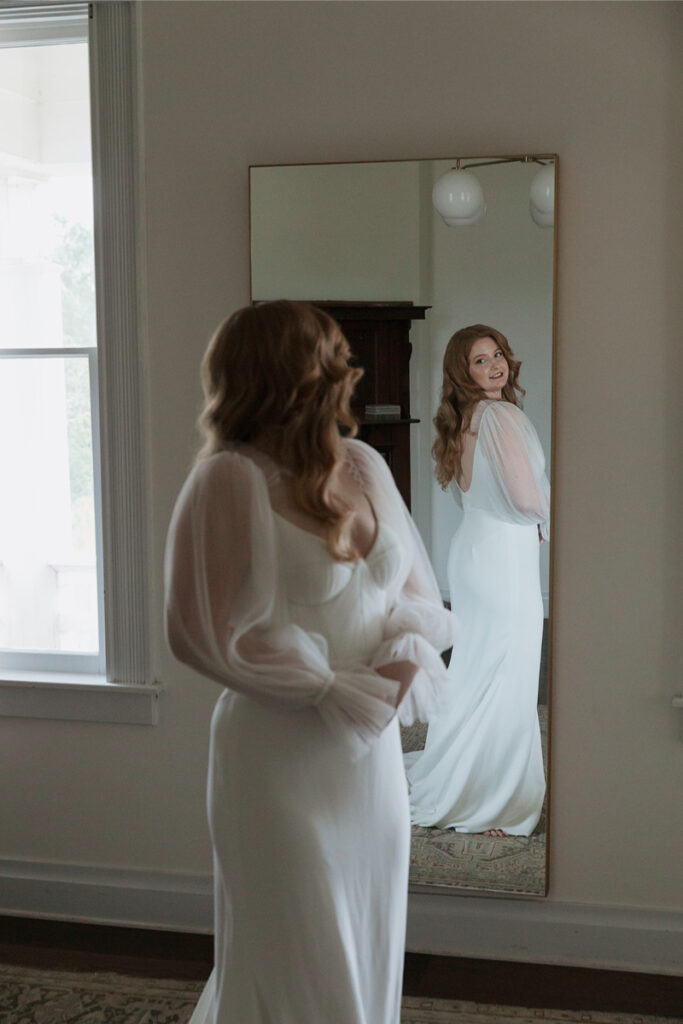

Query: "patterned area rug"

xmin=1 ymin=966 xmax=678 ymax=1024
xmin=402 ymin=707 xmax=548 ymax=895
xmin=0 ymin=964 xmax=205 ymax=1024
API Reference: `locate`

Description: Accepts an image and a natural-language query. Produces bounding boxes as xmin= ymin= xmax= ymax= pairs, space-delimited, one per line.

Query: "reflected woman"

xmin=404 ymin=325 xmax=550 ymax=837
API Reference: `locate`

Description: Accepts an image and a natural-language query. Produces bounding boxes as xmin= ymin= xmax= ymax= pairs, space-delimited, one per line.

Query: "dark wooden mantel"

xmin=310 ymin=301 xmax=431 ymax=509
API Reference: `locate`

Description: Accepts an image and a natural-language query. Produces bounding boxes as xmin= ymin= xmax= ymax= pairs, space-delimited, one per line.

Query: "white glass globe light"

xmin=432 ymin=169 xmax=485 ymax=226
xmin=529 ymin=164 xmax=555 ymax=228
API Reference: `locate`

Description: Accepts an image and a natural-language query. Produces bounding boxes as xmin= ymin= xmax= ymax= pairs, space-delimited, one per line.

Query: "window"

xmin=0 ymin=18 xmax=103 ymax=673
xmin=0 ymin=3 xmax=156 ymax=722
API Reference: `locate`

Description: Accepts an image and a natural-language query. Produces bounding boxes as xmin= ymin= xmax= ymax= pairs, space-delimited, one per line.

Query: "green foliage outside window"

xmin=52 ymin=215 xmax=97 ymax=553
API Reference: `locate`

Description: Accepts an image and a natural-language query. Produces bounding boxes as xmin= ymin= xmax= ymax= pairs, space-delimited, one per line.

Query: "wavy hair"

xmin=198 ymin=300 xmax=363 ymax=560
xmin=432 ymin=324 xmax=524 ymax=488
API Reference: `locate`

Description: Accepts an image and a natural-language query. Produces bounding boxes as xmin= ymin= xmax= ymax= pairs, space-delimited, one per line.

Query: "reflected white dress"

xmin=164 ymin=439 xmax=457 ymax=1024
xmin=404 ymin=400 xmax=550 ymax=836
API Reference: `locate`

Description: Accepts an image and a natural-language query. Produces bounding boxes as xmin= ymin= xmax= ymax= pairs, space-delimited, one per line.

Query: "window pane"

xmin=0 ymin=41 xmax=95 ymax=350
xmin=0 ymin=354 xmax=99 ymax=653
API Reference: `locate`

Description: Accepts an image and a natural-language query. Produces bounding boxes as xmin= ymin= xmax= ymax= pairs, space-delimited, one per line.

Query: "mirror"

xmin=250 ymin=155 xmax=557 ymax=896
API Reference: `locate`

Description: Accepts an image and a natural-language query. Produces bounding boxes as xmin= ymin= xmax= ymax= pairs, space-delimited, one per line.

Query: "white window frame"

xmin=0 ymin=2 xmax=159 ymax=723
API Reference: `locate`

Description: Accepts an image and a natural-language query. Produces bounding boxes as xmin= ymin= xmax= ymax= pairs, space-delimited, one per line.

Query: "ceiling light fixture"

xmin=432 ymin=155 xmax=555 ymax=228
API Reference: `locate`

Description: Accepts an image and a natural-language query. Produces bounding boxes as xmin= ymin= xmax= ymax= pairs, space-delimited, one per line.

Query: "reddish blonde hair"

xmin=198 ymin=300 xmax=363 ymax=560
xmin=432 ymin=324 xmax=524 ymax=487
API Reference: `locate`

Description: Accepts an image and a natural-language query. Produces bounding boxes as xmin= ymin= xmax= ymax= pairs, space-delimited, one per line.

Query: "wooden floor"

xmin=0 ymin=916 xmax=681 ymax=1017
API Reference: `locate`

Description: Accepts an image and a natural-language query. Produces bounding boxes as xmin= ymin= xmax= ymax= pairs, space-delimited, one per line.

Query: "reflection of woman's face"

xmin=468 ymin=336 xmax=509 ymax=399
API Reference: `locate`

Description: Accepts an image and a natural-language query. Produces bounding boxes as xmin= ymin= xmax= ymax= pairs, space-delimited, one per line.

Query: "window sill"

xmin=0 ymin=672 xmax=162 ymax=725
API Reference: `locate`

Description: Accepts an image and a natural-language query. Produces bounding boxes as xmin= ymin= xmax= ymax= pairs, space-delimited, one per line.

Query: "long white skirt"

xmin=405 ymin=512 xmax=546 ymax=835
xmin=197 ymin=690 xmax=410 ymax=1024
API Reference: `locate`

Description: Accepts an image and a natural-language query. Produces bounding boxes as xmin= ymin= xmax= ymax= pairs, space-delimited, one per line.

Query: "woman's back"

xmin=452 ymin=400 xmax=550 ymax=536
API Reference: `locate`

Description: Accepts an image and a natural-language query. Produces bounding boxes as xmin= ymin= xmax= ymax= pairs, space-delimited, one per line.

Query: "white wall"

xmin=1 ymin=0 xmax=681 ymax=960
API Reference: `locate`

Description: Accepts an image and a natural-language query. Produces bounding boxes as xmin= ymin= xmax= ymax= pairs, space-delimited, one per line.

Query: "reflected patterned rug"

xmin=1 ymin=966 xmax=678 ymax=1024
xmin=403 ymin=707 xmax=548 ymax=895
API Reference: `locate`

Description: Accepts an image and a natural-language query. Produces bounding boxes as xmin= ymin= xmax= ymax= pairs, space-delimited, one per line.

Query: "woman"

xmin=404 ymin=325 xmax=550 ymax=837
xmin=164 ymin=300 xmax=457 ymax=1024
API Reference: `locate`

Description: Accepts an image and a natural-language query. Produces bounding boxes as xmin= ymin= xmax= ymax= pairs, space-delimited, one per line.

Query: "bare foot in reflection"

xmin=483 ymin=828 xmax=508 ymax=838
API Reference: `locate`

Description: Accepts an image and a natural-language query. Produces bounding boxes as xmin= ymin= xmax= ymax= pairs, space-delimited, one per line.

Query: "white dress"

xmin=404 ymin=400 xmax=550 ymax=836
xmin=164 ymin=439 xmax=457 ymax=1024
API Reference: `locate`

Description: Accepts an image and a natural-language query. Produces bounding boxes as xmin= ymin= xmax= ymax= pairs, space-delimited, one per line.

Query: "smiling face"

xmin=467 ymin=336 xmax=510 ymax=399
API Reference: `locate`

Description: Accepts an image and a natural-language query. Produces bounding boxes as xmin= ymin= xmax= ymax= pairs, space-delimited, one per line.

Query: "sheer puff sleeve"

xmin=344 ymin=440 xmax=459 ymax=727
xmin=164 ymin=450 xmax=409 ymax=753
xmin=477 ymin=401 xmax=551 ymax=541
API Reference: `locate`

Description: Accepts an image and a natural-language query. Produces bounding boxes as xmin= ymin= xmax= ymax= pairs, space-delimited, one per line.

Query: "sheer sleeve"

xmin=477 ymin=402 xmax=551 ymax=541
xmin=344 ymin=440 xmax=459 ymax=726
xmin=164 ymin=450 xmax=407 ymax=752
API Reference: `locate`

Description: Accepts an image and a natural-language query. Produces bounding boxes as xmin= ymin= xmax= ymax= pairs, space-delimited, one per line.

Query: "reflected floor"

xmin=403 ymin=708 xmax=548 ymax=895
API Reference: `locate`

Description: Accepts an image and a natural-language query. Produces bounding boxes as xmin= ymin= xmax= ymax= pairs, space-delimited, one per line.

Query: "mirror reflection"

xmin=250 ymin=155 xmax=556 ymax=896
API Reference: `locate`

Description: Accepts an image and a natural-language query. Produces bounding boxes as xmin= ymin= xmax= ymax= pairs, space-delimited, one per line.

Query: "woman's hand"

xmin=376 ymin=660 xmax=419 ymax=708
xmin=537 ymin=524 xmax=545 ymax=545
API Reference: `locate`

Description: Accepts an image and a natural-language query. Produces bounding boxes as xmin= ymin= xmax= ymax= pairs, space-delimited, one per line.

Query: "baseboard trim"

xmin=407 ymin=891 xmax=683 ymax=977
xmin=0 ymin=859 xmax=213 ymax=934
xmin=1 ymin=858 xmax=681 ymax=977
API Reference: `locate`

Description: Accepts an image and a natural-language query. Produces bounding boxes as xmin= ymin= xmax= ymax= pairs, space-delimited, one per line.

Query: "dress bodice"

xmin=165 ymin=437 xmax=458 ymax=751
xmin=274 ymin=512 xmax=404 ymax=669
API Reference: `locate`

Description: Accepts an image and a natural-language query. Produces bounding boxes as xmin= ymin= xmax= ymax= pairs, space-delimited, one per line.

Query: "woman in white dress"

xmin=404 ymin=324 xmax=550 ymax=837
xmin=165 ymin=301 xmax=457 ymax=1024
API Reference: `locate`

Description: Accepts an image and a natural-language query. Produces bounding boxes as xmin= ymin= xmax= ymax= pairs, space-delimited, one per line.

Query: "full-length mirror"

xmin=250 ymin=155 xmax=557 ymax=896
